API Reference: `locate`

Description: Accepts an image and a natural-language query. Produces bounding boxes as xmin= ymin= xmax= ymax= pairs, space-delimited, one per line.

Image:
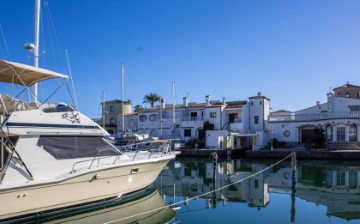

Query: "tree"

xmin=133 ymin=104 xmax=143 ymax=112
xmin=143 ymin=93 xmax=161 ymax=107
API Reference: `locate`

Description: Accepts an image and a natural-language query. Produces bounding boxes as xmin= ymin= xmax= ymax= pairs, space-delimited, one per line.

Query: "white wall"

xmin=206 ymin=130 xmax=229 ymax=148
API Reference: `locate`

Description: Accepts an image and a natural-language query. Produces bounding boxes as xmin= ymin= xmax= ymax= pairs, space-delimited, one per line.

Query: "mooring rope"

xmin=104 ymin=152 xmax=295 ymax=224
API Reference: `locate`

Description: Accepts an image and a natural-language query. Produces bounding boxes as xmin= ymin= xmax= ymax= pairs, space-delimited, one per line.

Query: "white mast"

xmin=172 ymin=82 xmax=175 ymax=138
xmin=121 ymin=64 xmax=125 ymax=133
xmin=102 ymin=90 xmax=105 ymax=129
xmin=33 ymin=0 xmax=41 ymax=104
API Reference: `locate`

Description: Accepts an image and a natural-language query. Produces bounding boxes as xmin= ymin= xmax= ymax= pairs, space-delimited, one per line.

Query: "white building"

xmin=120 ymin=83 xmax=360 ymax=149
xmin=267 ymin=83 xmax=360 ymax=148
xmin=119 ymin=95 xmax=249 ymax=146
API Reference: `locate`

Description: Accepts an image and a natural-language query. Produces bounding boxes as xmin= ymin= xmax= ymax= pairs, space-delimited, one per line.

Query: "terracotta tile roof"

xmin=333 ymin=83 xmax=360 ymax=90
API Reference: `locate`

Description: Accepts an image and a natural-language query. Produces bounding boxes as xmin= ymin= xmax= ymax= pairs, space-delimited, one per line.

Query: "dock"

xmin=245 ymin=149 xmax=360 ymax=160
xmin=178 ymin=148 xmax=247 ymax=158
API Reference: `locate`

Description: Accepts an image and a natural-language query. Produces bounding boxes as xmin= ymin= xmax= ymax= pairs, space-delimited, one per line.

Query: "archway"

xmin=299 ymin=125 xmax=317 ymax=143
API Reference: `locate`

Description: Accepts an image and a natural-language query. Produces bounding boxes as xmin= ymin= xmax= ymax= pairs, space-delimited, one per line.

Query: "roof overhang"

xmin=0 ymin=60 xmax=68 ymax=86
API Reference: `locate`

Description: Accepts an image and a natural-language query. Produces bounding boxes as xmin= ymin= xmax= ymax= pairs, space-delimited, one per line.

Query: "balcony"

xmin=269 ymin=111 xmax=360 ymax=123
xmin=181 ymin=116 xmax=204 ymax=122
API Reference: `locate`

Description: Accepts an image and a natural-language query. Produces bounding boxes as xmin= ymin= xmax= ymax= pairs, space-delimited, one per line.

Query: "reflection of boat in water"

xmin=4 ymin=187 xmax=175 ymax=224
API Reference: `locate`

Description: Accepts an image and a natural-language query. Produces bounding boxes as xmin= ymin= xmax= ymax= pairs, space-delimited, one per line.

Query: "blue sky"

xmin=1 ymin=0 xmax=360 ymax=118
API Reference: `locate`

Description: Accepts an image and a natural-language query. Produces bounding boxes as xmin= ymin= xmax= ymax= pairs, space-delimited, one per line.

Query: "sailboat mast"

xmin=102 ymin=90 xmax=105 ymax=129
xmin=121 ymin=64 xmax=125 ymax=133
xmin=172 ymin=82 xmax=175 ymax=138
xmin=33 ymin=0 xmax=41 ymax=104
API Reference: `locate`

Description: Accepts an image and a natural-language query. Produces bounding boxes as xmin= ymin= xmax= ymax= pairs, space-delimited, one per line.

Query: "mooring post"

xmin=290 ymin=152 xmax=297 ymax=223
xmin=211 ymin=152 xmax=218 ymax=208
xmin=291 ymin=152 xmax=297 ymax=190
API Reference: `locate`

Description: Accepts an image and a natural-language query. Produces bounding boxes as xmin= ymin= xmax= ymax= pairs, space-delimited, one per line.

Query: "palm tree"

xmin=143 ymin=93 xmax=161 ymax=107
xmin=134 ymin=104 xmax=144 ymax=112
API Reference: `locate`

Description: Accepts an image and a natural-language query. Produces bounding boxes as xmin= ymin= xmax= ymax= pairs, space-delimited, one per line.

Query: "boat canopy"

xmin=0 ymin=60 xmax=68 ymax=86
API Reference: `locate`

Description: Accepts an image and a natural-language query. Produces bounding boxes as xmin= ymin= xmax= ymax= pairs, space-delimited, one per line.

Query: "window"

xmin=336 ymin=127 xmax=345 ymax=142
xmin=184 ymin=167 xmax=192 ymax=176
xmin=326 ymin=125 xmax=333 ymax=142
xmin=139 ymin=115 xmax=147 ymax=122
xmin=254 ymin=116 xmax=259 ymax=124
xmin=210 ymin=112 xmax=216 ymax=118
xmin=349 ymin=124 xmax=357 ymax=142
xmin=38 ymin=136 xmax=119 ymax=159
xmin=149 ymin=114 xmax=157 ymax=121
xmin=184 ymin=129 xmax=192 ymax=137
xmin=191 ymin=112 xmax=197 ymax=121
xmin=336 ymin=171 xmax=346 ymax=186
xmin=260 ymin=101 xmax=262 ymax=105
xmin=251 ymin=101 xmax=254 ymax=106
xmin=109 ymin=105 xmax=115 ymax=112
xmin=254 ymin=180 xmax=259 ymax=189
xmin=346 ymin=92 xmax=351 ymax=98
xmin=110 ymin=118 xmax=115 ymax=124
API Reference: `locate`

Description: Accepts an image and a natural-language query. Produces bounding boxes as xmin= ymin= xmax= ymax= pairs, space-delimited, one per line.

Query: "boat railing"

xmin=71 ymin=147 xmax=122 ymax=174
xmin=118 ymin=140 xmax=176 ymax=161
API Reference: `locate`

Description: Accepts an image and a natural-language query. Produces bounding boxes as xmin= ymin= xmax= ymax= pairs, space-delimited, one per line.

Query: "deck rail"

xmin=71 ymin=140 xmax=176 ymax=173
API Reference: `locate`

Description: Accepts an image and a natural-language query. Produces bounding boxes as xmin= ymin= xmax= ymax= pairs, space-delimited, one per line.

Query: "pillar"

xmin=332 ymin=126 xmax=337 ymax=142
xmin=345 ymin=126 xmax=350 ymax=142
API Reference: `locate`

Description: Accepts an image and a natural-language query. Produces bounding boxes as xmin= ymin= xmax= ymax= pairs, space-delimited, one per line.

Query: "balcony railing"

xmin=181 ymin=116 xmax=204 ymax=122
xmin=269 ymin=111 xmax=360 ymax=122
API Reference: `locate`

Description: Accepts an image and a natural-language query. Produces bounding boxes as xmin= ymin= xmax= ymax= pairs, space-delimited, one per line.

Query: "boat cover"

xmin=0 ymin=60 xmax=68 ymax=86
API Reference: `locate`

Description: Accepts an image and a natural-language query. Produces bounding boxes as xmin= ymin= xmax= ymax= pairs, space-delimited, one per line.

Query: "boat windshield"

xmin=37 ymin=136 xmax=120 ymax=159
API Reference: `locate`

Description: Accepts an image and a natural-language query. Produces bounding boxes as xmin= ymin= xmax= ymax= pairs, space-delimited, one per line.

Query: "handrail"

xmin=71 ymin=147 xmax=120 ymax=174
xmin=71 ymin=140 xmax=177 ymax=173
xmin=117 ymin=139 xmax=176 ymax=161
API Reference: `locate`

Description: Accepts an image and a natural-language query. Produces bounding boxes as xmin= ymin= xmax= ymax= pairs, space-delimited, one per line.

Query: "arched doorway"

xmin=349 ymin=124 xmax=357 ymax=142
xmin=299 ymin=125 xmax=317 ymax=143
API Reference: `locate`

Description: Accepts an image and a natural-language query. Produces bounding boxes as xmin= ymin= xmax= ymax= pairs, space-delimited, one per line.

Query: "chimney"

xmin=183 ymin=97 xmax=188 ymax=107
xmin=161 ymin=99 xmax=166 ymax=110
xmin=222 ymin=97 xmax=226 ymax=105
xmin=205 ymin=95 xmax=211 ymax=107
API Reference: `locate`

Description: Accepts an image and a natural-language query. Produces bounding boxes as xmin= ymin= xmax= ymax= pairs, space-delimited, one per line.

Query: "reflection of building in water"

xmin=157 ymin=159 xmax=360 ymax=221
xmin=156 ymin=159 xmax=270 ymax=209
xmin=296 ymin=164 xmax=360 ymax=220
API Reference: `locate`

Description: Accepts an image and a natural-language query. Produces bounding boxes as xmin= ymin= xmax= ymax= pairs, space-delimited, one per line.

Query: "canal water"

xmin=155 ymin=157 xmax=360 ymax=224
xmin=9 ymin=157 xmax=360 ymax=224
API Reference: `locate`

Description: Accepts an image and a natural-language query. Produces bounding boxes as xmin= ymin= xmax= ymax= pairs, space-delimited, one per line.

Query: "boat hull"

xmin=0 ymin=157 xmax=172 ymax=220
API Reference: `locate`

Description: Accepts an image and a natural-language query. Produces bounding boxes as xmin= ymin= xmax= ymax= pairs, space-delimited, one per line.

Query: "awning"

xmin=0 ymin=60 xmax=68 ymax=86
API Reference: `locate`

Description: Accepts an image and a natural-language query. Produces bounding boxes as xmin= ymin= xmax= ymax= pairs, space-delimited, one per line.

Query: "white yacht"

xmin=0 ymin=59 xmax=176 ymax=220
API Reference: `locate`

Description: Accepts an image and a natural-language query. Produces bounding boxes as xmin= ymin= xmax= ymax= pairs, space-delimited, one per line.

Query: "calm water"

xmin=9 ymin=157 xmax=360 ymax=224
xmin=156 ymin=158 xmax=360 ymax=224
